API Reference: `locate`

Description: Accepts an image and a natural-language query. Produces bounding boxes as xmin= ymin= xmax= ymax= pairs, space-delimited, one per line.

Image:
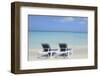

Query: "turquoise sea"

xmin=28 ymin=31 xmax=88 ymax=49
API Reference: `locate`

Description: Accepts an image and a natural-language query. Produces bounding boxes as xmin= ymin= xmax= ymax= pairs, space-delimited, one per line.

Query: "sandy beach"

xmin=28 ymin=45 xmax=88 ymax=61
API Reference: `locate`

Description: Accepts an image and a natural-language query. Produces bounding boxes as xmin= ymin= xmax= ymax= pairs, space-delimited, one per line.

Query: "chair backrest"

xmin=42 ymin=44 xmax=50 ymax=52
xmin=59 ymin=43 xmax=67 ymax=51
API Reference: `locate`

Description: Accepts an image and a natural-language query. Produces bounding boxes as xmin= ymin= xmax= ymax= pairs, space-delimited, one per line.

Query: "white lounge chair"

xmin=55 ymin=43 xmax=72 ymax=58
xmin=38 ymin=44 xmax=51 ymax=58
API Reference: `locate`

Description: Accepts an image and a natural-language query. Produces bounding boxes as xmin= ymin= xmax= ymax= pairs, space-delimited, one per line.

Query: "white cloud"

xmin=52 ymin=17 xmax=75 ymax=22
xmin=79 ymin=17 xmax=88 ymax=24
xmin=60 ymin=17 xmax=75 ymax=22
xmin=53 ymin=17 xmax=87 ymax=23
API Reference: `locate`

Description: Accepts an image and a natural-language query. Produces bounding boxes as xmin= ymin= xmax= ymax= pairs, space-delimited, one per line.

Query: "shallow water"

xmin=28 ymin=31 xmax=88 ymax=49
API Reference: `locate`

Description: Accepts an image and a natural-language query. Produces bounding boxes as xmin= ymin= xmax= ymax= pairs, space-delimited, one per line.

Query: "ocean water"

xmin=28 ymin=31 xmax=88 ymax=49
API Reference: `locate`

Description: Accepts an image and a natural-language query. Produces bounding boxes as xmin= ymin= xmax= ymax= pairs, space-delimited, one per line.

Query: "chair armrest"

xmin=44 ymin=48 xmax=51 ymax=51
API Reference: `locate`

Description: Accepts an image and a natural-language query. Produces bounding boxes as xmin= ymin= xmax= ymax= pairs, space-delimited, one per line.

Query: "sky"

xmin=28 ymin=15 xmax=88 ymax=33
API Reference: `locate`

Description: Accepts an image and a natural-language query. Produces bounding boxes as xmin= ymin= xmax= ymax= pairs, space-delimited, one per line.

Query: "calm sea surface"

xmin=28 ymin=31 xmax=88 ymax=49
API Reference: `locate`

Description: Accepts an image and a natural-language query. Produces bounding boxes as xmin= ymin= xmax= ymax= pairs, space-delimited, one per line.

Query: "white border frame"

xmin=20 ymin=7 xmax=95 ymax=70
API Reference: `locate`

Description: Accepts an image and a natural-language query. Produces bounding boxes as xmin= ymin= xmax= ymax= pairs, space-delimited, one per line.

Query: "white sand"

xmin=28 ymin=45 xmax=88 ymax=61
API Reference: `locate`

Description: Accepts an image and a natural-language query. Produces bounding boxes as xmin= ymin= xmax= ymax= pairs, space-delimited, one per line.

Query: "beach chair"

xmin=55 ymin=43 xmax=71 ymax=58
xmin=38 ymin=44 xmax=51 ymax=58
xmin=59 ymin=43 xmax=68 ymax=58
